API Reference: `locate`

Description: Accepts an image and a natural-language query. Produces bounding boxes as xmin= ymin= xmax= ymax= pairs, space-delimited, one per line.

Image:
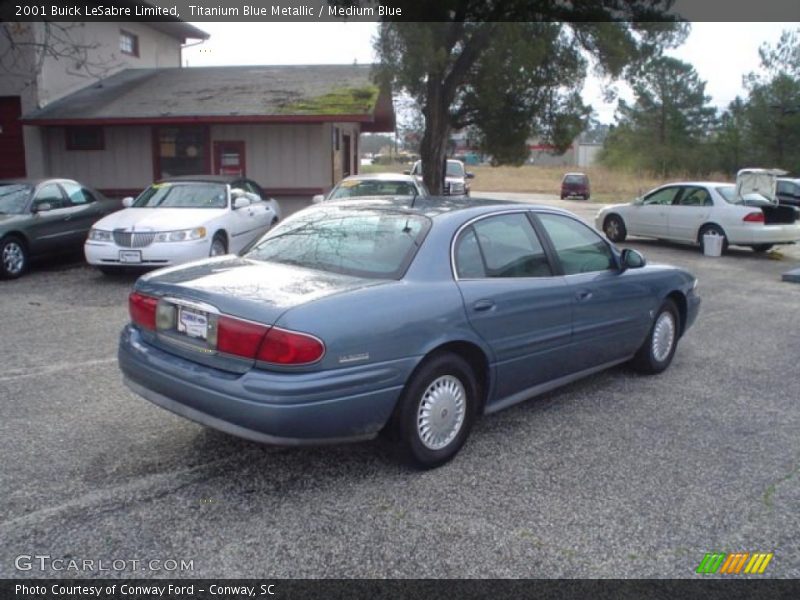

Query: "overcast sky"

xmin=183 ymin=22 xmax=798 ymax=123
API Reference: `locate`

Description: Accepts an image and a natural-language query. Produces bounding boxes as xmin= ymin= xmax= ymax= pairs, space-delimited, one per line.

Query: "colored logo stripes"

xmin=696 ymin=552 xmax=773 ymax=574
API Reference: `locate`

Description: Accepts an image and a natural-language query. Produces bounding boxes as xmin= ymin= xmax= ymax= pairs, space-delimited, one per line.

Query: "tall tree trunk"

xmin=420 ymin=77 xmax=451 ymax=195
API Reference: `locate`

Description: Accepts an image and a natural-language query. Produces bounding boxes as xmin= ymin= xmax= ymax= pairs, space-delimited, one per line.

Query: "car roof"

xmin=156 ymin=175 xmax=243 ymax=184
xmin=0 ymin=178 xmax=78 ymax=186
xmin=340 ymin=173 xmax=418 ymax=183
xmin=313 ymin=196 xmax=577 ymax=220
xmin=655 ymin=181 xmax=732 ymax=187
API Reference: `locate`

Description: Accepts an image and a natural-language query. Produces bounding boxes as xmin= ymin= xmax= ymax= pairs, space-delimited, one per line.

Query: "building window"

xmin=120 ymin=30 xmax=139 ymax=57
xmin=65 ymin=127 xmax=104 ymax=151
xmin=155 ymin=126 xmax=208 ymax=179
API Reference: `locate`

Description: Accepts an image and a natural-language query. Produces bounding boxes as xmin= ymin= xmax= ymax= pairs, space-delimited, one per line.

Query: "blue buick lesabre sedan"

xmin=119 ymin=198 xmax=700 ymax=468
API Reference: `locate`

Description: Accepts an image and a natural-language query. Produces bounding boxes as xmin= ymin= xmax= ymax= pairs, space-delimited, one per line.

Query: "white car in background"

xmin=407 ymin=159 xmax=474 ymax=196
xmin=596 ymin=180 xmax=800 ymax=254
xmin=85 ymin=176 xmax=280 ymax=273
xmin=313 ymin=173 xmax=428 ymax=203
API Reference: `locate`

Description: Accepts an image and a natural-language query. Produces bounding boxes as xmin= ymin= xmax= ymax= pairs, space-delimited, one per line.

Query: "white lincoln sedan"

xmin=85 ymin=176 xmax=280 ymax=272
xmin=596 ymin=181 xmax=800 ymax=254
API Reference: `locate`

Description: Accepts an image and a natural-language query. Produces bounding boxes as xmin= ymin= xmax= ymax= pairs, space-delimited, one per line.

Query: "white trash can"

xmin=703 ymin=233 xmax=723 ymax=257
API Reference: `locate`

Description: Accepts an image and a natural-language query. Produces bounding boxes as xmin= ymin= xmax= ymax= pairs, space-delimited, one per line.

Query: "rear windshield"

xmin=246 ymin=207 xmax=431 ymax=279
xmin=133 ymin=182 xmax=227 ymax=209
xmin=0 ymin=184 xmax=33 ymax=214
xmin=330 ymin=180 xmax=418 ymax=199
xmin=563 ymin=174 xmax=587 ymax=184
xmin=716 ymin=184 xmax=769 ymax=205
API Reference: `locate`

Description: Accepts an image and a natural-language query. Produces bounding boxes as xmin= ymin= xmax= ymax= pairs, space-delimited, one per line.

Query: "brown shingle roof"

xmin=22 ymin=65 xmax=392 ymax=130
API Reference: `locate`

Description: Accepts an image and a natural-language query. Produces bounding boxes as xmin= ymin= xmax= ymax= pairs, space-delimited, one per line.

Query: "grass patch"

xmin=358 ymin=163 xmax=733 ymax=200
xmin=278 ymin=86 xmax=378 ymax=115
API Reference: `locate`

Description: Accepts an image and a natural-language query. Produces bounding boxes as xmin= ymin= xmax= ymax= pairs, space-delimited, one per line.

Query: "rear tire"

xmin=699 ymin=224 xmax=728 ymax=254
xmin=393 ymin=353 xmax=478 ymax=469
xmin=603 ymin=215 xmax=627 ymax=242
xmin=752 ymin=244 xmax=773 ymax=253
xmin=630 ymin=299 xmax=680 ymax=374
xmin=1 ymin=236 xmax=28 ymax=279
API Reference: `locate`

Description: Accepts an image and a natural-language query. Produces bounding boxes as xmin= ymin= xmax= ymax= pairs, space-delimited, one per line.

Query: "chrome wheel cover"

xmin=652 ymin=311 xmax=676 ymax=363
xmin=605 ymin=219 xmax=619 ymax=239
xmin=417 ymin=375 xmax=466 ymax=451
xmin=2 ymin=241 xmax=24 ymax=275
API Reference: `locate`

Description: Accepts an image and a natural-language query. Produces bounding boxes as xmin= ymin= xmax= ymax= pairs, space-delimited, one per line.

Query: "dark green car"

xmin=0 ymin=179 xmax=122 ymax=278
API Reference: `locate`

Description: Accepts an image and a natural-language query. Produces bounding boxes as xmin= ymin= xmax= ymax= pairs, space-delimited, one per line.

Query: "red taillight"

xmin=217 ymin=316 xmax=269 ymax=359
xmin=257 ymin=327 xmax=325 ymax=365
xmin=129 ymin=292 xmax=158 ymax=330
xmin=743 ymin=211 xmax=765 ymax=223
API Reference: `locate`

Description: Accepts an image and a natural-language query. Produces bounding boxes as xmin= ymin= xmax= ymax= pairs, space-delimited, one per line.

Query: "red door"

xmin=0 ymin=97 xmax=27 ymax=178
xmin=213 ymin=141 xmax=246 ymax=176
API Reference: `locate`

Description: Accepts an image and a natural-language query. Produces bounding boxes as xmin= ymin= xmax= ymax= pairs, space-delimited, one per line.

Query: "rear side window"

xmin=454 ymin=227 xmax=485 ymax=278
xmin=678 ymin=187 xmax=712 ymax=207
xmin=456 ymin=213 xmax=552 ymax=278
xmin=537 ymin=213 xmax=614 ymax=275
xmin=61 ymin=181 xmax=94 ymax=205
xmin=247 ymin=208 xmax=430 ymax=279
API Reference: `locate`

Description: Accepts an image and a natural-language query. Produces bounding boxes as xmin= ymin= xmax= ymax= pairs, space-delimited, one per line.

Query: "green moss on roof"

xmin=276 ymin=85 xmax=379 ymax=115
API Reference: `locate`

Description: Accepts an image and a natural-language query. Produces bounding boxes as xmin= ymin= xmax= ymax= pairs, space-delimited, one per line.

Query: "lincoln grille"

xmin=113 ymin=231 xmax=156 ymax=248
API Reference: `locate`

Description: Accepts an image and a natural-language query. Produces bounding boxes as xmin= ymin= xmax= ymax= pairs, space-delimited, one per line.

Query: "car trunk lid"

xmin=132 ymin=257 xmax=386 ymax=372
xmin=736 ymin=169 xmax=797 ymax=224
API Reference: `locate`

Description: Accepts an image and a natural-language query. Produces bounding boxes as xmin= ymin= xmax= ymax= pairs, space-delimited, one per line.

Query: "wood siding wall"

xmin=45 ymin=126 xmax=152 ymax=190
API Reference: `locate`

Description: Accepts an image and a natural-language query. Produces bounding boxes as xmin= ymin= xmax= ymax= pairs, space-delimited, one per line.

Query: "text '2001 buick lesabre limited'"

xmin=119 ymin=198 xmax=700 ymax=468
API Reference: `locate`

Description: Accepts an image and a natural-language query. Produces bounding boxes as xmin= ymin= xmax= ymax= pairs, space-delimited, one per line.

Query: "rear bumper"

xmin=118 ymin=325 xmax=409 ymax=444
xmin=726 ymin=224 xmax=800 ymax=245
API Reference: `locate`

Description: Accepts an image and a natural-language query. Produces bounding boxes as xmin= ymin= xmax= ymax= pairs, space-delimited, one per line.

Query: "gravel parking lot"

xmin=1 ymin=195 xmax=799 ymax=578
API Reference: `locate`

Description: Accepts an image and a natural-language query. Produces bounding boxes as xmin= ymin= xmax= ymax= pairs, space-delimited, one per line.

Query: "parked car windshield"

xmin=446 ymin=161 xmax=465 ymax=178
xmin=0 ymin=184 xmax=33 ymax=214
xmin=246 ymin=207 xmax=431 ymax=279
xmin=330 ymin=180 xmax=418 ymax=199
xmin=412 ymin=161 xmax=465 ymax=178
xmin=133 ymin=182 xmax=228 ymax=209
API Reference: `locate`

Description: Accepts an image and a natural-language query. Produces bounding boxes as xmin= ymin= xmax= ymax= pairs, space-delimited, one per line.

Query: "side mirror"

xmin=312 ymin=194 xmax=325 ymax=204
xmin=620 ymin=248 xmax=646 ymax=271
xmin=122 ymin=197 xmax=134 ymax=208
xmin=402 ymin=170 xmax=411 ymax=175
xmin=233 ymin=196 xmax=251 ymax=210
xmin=466 ymin=172 xmax=475 ymax=179
xmin=33 ymin=202 xmax=52 ymax=213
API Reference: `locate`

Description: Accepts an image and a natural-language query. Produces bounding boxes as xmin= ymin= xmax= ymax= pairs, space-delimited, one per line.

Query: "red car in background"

xmin=561 ymin=172 xmax=591 ymax=200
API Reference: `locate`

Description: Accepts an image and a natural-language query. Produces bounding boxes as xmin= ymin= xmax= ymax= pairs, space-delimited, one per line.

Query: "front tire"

xmin=394 ymin=353 xmax=478 ymax=469
xmin=630 ymin=299 xmax=680 ymax=374
xmin=1 ymin=236 xmax=28 ymax=279
xmin=603 ymin=215 xmax=627 ymax=242
xmin=210 ymin=233 xmax=228 ymax=257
